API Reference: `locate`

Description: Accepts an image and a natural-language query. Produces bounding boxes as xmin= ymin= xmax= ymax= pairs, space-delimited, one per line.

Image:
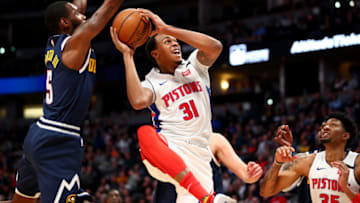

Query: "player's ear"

xmin=60 ymin=17 xmax=70 ymax=27
xmin=343 ymin=132 xmax=350 ymax=140
xmin=151 ymin=50 xmax=159 ymax=59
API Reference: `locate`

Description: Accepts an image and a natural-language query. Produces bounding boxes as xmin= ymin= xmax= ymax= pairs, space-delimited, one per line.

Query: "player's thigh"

xmin=15 ymin=156 xmax=40 ymax=200
xmin=174 ymin=144 xmax=213 ymax=192
xmin=10 ymin=193 xmax=38 ymax=203
xmin=34 ymin=131 xmax=84 ymax=203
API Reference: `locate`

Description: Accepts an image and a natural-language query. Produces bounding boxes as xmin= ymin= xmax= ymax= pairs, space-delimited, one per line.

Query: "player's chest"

xmin=156 ymin=79 xmax=206 ymax=108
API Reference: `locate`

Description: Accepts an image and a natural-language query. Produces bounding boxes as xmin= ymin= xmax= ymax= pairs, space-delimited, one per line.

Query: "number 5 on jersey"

xmin=46 ymin=69 xmax=53 ymax=104
xmin=179 ymin=100 xmax=199 ymax=121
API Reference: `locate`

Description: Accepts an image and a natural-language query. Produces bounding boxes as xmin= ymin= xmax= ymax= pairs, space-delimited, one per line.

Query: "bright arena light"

xmin=24 ymin=105 xmax=43 ymax=119
xmin=335 ymin=1 xmax=341 ymax=8
xmin=349 ymin=0 xmax=355 ymax=7
xmin=267 ymin=98 xmax=274 ymax=106
xmin=220 ymin=80 xmax=229 ymax=90
xmin=0 ymin=47 xmax=5 ymax=54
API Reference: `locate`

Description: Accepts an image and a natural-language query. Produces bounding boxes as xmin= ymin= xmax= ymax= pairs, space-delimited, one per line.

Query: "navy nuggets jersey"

xmin=15 ymin=34 xmax=95 ymax=203
xmin=43 ymin=34 xmax=96 ymax=126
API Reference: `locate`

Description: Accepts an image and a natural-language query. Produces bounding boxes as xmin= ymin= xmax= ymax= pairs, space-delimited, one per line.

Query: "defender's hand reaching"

xmin=274 ymin=125 xmax=293 ymax=147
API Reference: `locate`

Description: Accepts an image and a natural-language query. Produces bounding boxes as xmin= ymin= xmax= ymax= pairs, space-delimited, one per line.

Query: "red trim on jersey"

xmin=352 ymin=193 xmax=360 ymax=203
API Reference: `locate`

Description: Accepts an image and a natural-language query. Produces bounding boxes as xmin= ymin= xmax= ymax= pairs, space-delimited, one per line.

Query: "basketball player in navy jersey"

xmin=153 ymin=132 xmax=263 ymax=202
xmin=6 ymin=0 xmax=124 ymax=202
xmin=260 ymin=112 xmax=360 ymax=202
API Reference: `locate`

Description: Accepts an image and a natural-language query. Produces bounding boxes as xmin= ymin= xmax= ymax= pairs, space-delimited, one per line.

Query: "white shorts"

xmin=143 ymin=140 xmax=213 ymax=203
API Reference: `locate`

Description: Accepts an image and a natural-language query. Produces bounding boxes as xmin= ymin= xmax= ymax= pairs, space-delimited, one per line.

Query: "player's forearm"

xmin=217 ymin=141 xmax=248 ymax=182
xmin=73 ymin=0 xmax=87 ymax=14
xmin=342 ymin=185 xmax=357 ymax=201
xmin=79 ymin=0 xmax=123 ymax=40
xmin=259 ymin=162 xmax=282 ymax=198
xmin=162 ymin=25 xmax=222 ymax=62
xmin=123 ymin=54 xmax=151 ymax=110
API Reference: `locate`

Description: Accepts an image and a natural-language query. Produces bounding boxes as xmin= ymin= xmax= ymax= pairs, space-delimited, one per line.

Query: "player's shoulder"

xmin=292 ymin=153 xmax=315 ymax=173
xmin=354 ymin=152 xmax=360 ymax=166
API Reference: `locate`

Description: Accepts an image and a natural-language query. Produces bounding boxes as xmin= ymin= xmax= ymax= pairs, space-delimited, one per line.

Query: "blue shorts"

xmin=16 ymin=121 xmax=84 ymax=203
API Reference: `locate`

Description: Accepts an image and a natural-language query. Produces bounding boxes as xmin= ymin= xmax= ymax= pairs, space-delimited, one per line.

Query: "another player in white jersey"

xmin=260 ymin=112 xmax=360 ymax=202
xmin=110 ymin=8 xmax=235 ymax=203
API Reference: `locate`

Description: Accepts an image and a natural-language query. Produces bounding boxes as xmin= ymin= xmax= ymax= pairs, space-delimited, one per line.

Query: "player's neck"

xmin=158 ymin=63 xmax=177 ymax=75
xmin=325 ymin=147 xmax=347 ymax=164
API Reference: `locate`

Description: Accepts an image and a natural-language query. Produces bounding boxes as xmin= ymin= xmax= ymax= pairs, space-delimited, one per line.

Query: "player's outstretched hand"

xmin=275 ymin=146 xmax=297 ymax=164
xmin=331 ymin=161 xmax=350 ymax=190
xmin=110 ymin=27 xmax=134 ymax=55
xmin=246 ymin=161 xmax=263 ymax=183
xmin=137 ymin=8 xmax=168 ymax=36
xmin=274 ymin=125 xmax=293 ymax=146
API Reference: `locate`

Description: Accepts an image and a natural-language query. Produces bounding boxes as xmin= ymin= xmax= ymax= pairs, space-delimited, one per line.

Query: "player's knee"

xmin=137 ymin=125 xmax=156 ymax=147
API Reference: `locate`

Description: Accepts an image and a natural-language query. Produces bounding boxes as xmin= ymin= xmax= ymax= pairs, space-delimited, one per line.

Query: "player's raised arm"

xmin=110 ymin=27 xmax=153 ymax=110
xmin=259 ymin=146 xmax=311 ymax=198
xmin=72 ymin=0 xmax=87 ymax=14
xmin=210 ymin=133 xmax=263 ymax=183
xmin=138 ymin=9 xmax=222 ymax=67
xmin=61 ymin=0 xmax=123 ymax=70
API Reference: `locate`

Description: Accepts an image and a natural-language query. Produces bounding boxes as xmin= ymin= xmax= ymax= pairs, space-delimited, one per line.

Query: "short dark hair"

xmin=326 ymin=111 xmax=358 ymax=149
xmin=44 ymin=1 xmax=70 ymax=34
xmin=145 ymin=34 xmax=158 ymax=66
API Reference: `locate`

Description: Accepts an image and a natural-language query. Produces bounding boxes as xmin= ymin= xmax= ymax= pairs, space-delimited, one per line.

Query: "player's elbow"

xmin=259 ymin=189 xmax=271 ymax=198
xmin=259 ymin=187 xmax=275 ymax=198
xmin=130 ymin=99 xmax=149 ymax=110
xmin=211 ymin=40 xmax=223 ymax=57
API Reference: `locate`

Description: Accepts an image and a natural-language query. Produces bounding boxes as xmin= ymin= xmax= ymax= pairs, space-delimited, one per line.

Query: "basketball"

xmin=112 ymin=8 xmax=152 ymax=49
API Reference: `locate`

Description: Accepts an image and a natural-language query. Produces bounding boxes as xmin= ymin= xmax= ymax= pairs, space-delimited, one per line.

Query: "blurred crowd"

xmin=1 ymin=0 xmax=360 ymax=202
xmin=1 ymin=84 xmax=359 ymax=202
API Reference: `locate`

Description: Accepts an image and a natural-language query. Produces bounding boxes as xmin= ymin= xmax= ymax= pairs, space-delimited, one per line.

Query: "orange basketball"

xmin=112 ymin=8 xmax=152 ymax=49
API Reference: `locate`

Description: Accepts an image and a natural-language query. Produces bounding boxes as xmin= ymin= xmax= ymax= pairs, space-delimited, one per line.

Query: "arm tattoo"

xmin=282 ymin=159 xmax=298 ymax=171
xmin=262 ymin=164 xmax=281 ymax=186
xmin=197 ymin=50 xmax=212 ymax=65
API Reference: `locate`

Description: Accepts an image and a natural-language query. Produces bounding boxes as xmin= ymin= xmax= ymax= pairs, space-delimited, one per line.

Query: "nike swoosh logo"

xmin=316 ymin=167 xmax=326 ymax=170
xmin=159 ymin=81 xmax=167 ymax=86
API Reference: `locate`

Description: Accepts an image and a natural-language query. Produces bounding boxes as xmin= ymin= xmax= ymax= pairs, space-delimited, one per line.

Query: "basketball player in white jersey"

xmin=260 ymin=112 xmax=359 ymax=202
xmin=110 ymin=8 xmax=235 ymax=203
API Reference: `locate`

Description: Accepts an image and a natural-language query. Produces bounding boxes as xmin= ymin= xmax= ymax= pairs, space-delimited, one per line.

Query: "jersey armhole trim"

xmin=146 ymin=78 xmax=156 ymax=103
xmin=15 ymin=188 xmax=41 ymax=199
xmin=353 ymin=154 xmax=360 ymax=185
xmin=60 ymin=36 xmax=91 ymax=74
xmin=78 ymin=49 xmax=92 ymax=74
xmin=61 ymin=36 xmax=71 ymax=51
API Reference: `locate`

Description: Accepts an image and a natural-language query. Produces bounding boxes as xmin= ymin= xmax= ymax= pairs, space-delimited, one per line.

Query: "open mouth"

xmin=172 ymin=49 xmax=181 ymax=56
xmin=320 ymin=132 xmax=330 ymax=139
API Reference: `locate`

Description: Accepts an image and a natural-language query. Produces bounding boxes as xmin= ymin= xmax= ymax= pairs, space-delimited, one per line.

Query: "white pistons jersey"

xmin=141 ymin=49 xmax=212 ymax=161
xmin=309 ymin=151 xmax=360 ymax=203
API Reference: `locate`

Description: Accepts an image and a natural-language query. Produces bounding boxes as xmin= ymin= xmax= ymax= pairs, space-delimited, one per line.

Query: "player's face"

xmin=318 ymin=118 xmax=347 ymax=145
xmin=107 ymin=190 xmax=122 ymax=203
xmin=66 ymin=3 xmax=86 ymax=31
xmin=317 ymin=122 xmax=325 ymax=143
xmin=152 ymin=34 xmax=182 ymax=73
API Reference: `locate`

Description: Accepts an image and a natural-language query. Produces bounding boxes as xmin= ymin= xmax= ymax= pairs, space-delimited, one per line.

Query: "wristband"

xmin=274 ymin=160 xmax=284 ymax=166
xmin=352 ymin=193 xmax=360 ymax=203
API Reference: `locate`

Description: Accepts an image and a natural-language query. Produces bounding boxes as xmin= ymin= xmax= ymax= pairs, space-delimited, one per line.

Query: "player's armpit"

xmin=196 ymin=50 xmax=219 ymax=67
